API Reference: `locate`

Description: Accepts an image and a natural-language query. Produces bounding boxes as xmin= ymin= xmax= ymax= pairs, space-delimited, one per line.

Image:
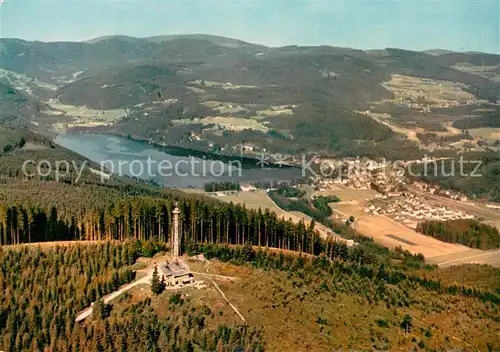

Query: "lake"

xmin=55 ymin=133 xmax=304 ymax=188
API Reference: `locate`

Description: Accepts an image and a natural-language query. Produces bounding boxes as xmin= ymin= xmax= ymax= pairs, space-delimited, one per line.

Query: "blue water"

xmin=55 ymin=133 xmax=303 ymax=188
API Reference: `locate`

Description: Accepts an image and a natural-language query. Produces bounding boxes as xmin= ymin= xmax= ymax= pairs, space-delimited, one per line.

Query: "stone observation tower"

xmin=172 ymin=203 xmax=181 ymax=257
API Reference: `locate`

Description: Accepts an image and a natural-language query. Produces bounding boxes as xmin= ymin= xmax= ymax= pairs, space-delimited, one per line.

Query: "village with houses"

xmin=307 ymin=156 xmax=483 ymax=227
xmin=365 ymin=192 xmax=474 ymax=224
xmin=198 ymin=150 xmax=500 ymax=245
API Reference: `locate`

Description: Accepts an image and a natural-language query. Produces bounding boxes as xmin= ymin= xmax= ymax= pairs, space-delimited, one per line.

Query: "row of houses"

xmin=366 ymin=195 xmax=474 ymax=222
xmin=412 ymin=181 xmax=468 ymax=202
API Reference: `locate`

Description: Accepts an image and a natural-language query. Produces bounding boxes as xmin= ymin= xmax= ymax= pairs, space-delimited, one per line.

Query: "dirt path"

xmin=404 ymin=310 xmax=475 ymax=349
xmin=75 ymin=257 xmax=160 ymax=322
xmin=75 ymin=274 xmax=152 ymax=322
xmin=191 ymin=272 xmax=240 ymax=281
xmin=210 ymin=279 xmax=246 ymax=322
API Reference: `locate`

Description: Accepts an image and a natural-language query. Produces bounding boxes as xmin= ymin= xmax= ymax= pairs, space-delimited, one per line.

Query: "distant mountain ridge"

xmin=1 ymin=35 xmax=499 ymax=84
xmin=85 ymin=34 xmax=269 ymax=49
xmin=1 ymin=34 xmax=499 ymax=160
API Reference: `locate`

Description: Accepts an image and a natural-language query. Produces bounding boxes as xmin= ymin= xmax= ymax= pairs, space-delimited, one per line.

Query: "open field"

xmin=354 ymin=215 xmax=473 ymax=258
xmin=21 ymin=142 xmax=49 ymax=151
xmin=427 ymin=248 xmax=500 ymax=267
xmin=0 ymin=68 xmax=57 ymax=93
xmin=46 ymin=101 xmax=125 ymax=129
xmin=201 ymin=100 xmax=246 ymax=114
xmin=316 ymin=186 xmax=378 ymax=218
xmin=314 ymin=185 xmax=377 ymax=205
xmin=185 ymin=85 xmax=207 ymax=94
xmin=358 ymin=111 xmax=421 ymax=142
xmin=232 ymin=191 xmax=344 ymax=241
xmin=332 ymin=203 xmax=368 ymax=218
xmin=46 ymin=101 xmax=124 ymax=120
xmin=254 ymin=105 xmax=296 ymax=119
xmin=219 ymin=190 xmax=289 ymax=217
xmin=315 ymin=186 xmax=379 ymax=203
xmin=469 ymin=127 xmax=500 ymax=141
xmin=175 ymin=100 xmax=296 ymax=133
xmin=288 ymin=211 xmax=313 ymax=222
xmin=453 ymin=63 xmax=500 ymax=83
xmin=182 ymin=189 xmax=289 ymax=217
xmin=362 ymin=74 xmax=491 ymax=147
xmin=359 ymin=111 xmax=467 ymax=147
xmin=188 ymin=80 xmax=260 ymax=90
xmin=382 ymin=74 xmax=476 ymax=104
xmin=430 ymin=121 xmax=462 ymax=137
xmin=355 ymin=213 xmax=500 ymax=267
xmin=173 ymin=115 xmax=269 ymax=132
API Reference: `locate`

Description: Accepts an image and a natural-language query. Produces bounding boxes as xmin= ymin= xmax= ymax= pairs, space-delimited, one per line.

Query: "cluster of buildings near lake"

xmin=366 ymin=193 xmax=474 ymax=225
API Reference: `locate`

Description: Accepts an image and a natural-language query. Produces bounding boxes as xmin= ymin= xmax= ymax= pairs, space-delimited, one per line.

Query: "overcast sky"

xmin=1 ymin=0 xmax=498 ymax=53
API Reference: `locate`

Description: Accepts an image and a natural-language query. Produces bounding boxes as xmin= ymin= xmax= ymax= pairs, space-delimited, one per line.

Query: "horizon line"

xmin=1 ymin=33 xmax=499 ymax=56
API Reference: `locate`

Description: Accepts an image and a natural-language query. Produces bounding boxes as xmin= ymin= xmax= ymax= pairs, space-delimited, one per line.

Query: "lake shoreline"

xmin=54 ymin=132 xmax=306 ymax=189
xmin=60 ymin=129 xmax=298 ymax=170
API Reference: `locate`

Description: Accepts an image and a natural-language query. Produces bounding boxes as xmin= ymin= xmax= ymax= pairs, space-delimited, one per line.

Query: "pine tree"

xmin=151 ymin=266 xmax=164 ymax=295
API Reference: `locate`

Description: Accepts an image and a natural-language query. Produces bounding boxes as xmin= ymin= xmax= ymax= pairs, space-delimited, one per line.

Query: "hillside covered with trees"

xmin=416 ymin=219 xmax=500 ymax=250
xmin=0 ymin=243 xmax=263 ymax=352
xmin=2 ymin=36 xmax=499 ymax=161
xmin=0 ymin=127 xmax=498 ymax=350
xmin=1 ymin=241 xmax=498 ymax=351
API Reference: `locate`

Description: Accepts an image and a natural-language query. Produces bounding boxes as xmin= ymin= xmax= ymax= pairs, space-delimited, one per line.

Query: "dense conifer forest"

xmin=416 ymin=219 xmax=500 ymax=249
xmin=1 ymin=241 xmax=498 ymax=351
xmin=0 ymin=243 xmax=264 ymax=352
xmin=0 ymin=195 xmax=326 ymax=253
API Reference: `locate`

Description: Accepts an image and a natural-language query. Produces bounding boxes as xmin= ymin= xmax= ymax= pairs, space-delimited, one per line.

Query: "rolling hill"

xmin=1 ymin=35 xmax=499 ymax=160
xmin=0 ymin=127 xmax=499 ymax=351
xmin=1 ymin=35 xmax=500 ymax=351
